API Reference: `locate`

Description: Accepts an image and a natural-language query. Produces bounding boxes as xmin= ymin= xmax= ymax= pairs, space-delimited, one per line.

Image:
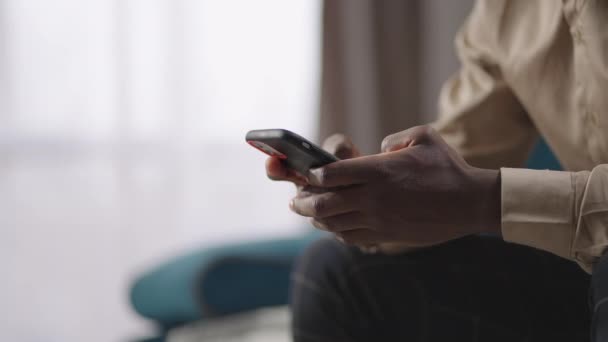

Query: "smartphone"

xmin=246 ymin=129 xmax=339 ymax=175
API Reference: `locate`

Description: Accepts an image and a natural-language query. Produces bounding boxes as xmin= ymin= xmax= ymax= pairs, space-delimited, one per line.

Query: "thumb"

xmin=380 ymin=125 xmax=436 ymax=153
xmin=322 ymin=133 xmax=361 ymax=159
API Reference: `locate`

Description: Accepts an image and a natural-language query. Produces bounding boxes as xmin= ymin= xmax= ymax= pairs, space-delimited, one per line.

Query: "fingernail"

xmin=336 ymin=236 xmax=345 ymax=244
xmin=307 ymin=168 xmax=322 ymax=185
xmin=289 ymin=199 xmax=295 ymax=210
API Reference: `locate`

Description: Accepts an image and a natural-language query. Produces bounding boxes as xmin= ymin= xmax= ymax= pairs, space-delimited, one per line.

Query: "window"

xmin=0 ymin=0 xmax=320 ymax=340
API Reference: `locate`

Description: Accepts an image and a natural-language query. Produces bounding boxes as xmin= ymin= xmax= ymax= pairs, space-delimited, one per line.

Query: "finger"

xmin=297 ymin=185 xmax=329 ymax=198
xmin=310 ymin=211 xmax=369 ymax=232
xmin=266 ymin=157 xmax=307 ymax=185
xmin=290 ymin=188 xmax=360 ymax=218
xmin=381 ymin=125 xmax=436 ymax=153
xmin=265 ymin=157 xmax=288 ymax=179
xmin=336 ymin=229 xmax=384 ymax=245
xmin=298 ymin=184 xmax=357 ymax=197
xmin=307 ymin=154 xmax=383 ymax=187
xmin=322 ymin=133 xmax=360 ymax=159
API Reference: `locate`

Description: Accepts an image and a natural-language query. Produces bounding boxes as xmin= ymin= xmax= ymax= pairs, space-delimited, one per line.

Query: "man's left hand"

xmin=290 ymin=125 xmax=501 ymax=248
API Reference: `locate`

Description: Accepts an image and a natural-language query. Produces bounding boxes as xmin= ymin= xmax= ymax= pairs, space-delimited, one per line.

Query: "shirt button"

xmin=572 ymin=28 xmax=583 ymax=44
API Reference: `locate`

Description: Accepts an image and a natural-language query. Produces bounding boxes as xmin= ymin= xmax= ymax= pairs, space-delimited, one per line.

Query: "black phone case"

xmin=246 ymin=129 xmax=338 ymax=174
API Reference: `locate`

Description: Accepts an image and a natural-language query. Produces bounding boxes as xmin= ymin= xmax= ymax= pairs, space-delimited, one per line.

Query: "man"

xmin=267 ymin=0 xmax=608 ymax=341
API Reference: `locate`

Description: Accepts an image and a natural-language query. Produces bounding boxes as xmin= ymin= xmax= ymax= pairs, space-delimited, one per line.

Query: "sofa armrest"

xmin=129 ymin=231 xmax=320 ymax=329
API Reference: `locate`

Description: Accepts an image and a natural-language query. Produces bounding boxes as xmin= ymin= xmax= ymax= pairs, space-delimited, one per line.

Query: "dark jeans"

xmin=290 ymin=235 xmax=606 ymax=342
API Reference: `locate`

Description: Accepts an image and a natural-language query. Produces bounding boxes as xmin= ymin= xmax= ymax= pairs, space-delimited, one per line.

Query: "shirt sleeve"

xmin=432 ymin=0 xmax=538 ymax=169
xmin=502 ymin=166 xmax=608 ymax=273
xmin=432 ymin=0 xmax=608 ymax=272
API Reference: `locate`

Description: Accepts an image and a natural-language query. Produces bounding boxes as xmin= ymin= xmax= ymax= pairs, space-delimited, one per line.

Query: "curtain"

xmin=320 ymin=0 xmax=421 ymax=154
xmin=0 ymin=1 xmax=320 ymax=341
xmin=319 ymin=0 xmax=473 ymax=154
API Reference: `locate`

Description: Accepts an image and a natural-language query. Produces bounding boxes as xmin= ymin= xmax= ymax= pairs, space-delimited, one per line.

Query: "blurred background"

xmin=0 ymin=0 xmax=471 ymax=341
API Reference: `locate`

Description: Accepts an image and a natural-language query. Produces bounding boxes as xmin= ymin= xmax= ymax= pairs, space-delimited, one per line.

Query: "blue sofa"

xmin=129 ymin=139 xmax=561 ymax=342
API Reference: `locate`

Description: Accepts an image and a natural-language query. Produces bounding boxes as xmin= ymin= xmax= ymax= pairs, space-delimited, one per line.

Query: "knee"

xmin=289 ymin=237 xmax=357 ymax=338
xmin=291 ymin=236 xmax=355 ymax=291
xmin=290 ymin=237 xmax=427 ymax=341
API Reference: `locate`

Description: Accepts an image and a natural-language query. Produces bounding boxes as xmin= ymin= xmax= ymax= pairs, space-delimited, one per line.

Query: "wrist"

xmin=469 ymin=167 xmax=502 ymax=235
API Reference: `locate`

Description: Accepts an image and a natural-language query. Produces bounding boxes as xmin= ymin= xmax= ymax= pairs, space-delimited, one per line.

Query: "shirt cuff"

xmin=500 ymin=168 xmax=575 ymax=259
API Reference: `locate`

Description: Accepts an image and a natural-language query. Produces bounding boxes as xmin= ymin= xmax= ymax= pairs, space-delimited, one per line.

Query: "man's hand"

xmin=266 ymin=133 xmax=393 ymax=253
xmin=289 ymin=125 xmax=501 ymax=248
xmin=265 ymin=133 xmax=360 ymax=187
